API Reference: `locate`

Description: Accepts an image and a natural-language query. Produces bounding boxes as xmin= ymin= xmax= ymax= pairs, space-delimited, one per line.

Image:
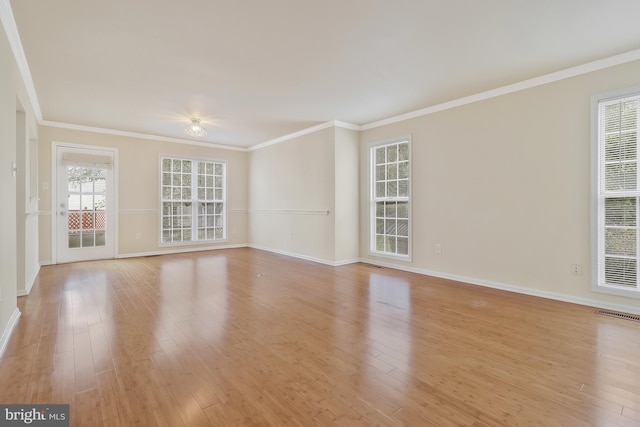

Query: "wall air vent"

xmin=596 ymin=310 xmax=640 ymax=322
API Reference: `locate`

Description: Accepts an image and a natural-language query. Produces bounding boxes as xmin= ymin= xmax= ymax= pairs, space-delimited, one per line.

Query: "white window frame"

xmin=159 ymin=155 xmax=227 ymax=246
xmin=369 ymin=137 xmax=411 ymax=260
xmin=591 ymin=86 xmax=640 ymax=298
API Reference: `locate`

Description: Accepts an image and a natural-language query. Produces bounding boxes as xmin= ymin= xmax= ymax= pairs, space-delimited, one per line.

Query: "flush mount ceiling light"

xmin=184 ymin=118 xmax=207 ymax=137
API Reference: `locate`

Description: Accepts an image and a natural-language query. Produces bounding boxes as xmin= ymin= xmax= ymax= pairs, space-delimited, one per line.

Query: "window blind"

xmin=62 ymin=152 xmax=113 ymax=169
xmin=597 ymin=95 xmax=640 ymax=290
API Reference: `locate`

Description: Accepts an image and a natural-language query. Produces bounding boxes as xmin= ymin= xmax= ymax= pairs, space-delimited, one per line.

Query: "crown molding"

xmin=361 ymin=48 xmax=640 ymax=131
xmin=333 ymin=120 xmax=361 ymax=131
xmin=40 ymin=120 xmax=247 ymax=151
xmin=41 ymin=119 xmax=362 ymax=153
xmin=0 ymin=0 xmax=42 ymax=121
xmin=247 ymin=120 xmax=360 ymax=152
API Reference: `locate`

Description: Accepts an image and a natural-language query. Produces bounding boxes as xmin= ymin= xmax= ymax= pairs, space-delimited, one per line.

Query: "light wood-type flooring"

xmin=1 ymin=248 xmax=640 ymax=426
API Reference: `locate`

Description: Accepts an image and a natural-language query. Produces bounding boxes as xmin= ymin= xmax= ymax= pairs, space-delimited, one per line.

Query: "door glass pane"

xmin=95 ymin=177 xmax=106 ymax=193
xmin=82 ymin=232 xmax=95 ymax=247
xmin=67 ymin=166 xmax=107 ymax=249
xmin=68 ymin=233 xmax=80 ymax=248
xmin=68 ymin=194 xmax=81 ymax=210
xmin=81 ymin=194 xmax=94 ymax=210
xmin=81 ymin=180 xmax=94 ymax=192
xmin=68 ymin=179 xmax=80 ymax=192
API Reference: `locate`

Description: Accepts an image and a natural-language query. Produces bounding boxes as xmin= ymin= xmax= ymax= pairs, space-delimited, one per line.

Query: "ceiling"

xmin=9 ymin=0 xmax=640 ymax=148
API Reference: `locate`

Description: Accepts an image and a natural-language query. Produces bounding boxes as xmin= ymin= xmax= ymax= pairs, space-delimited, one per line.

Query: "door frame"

xmin=51 ymin=141 xmax=119 ymax=264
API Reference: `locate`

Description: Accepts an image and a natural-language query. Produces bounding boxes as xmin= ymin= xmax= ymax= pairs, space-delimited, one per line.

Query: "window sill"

xmin=368 ymin=250 xmax=411 ymax=263
xmin=592 ymin=284 xmax=640 ymax=299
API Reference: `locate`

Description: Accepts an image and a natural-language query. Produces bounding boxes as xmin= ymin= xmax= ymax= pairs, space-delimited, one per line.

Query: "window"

xmin=593 ymin=89 xmax=640 ymax=296
xmin=370 ymin=139 xmax=410 ymax=258
xmin=161 ymin=157 xmax=226 ymax=244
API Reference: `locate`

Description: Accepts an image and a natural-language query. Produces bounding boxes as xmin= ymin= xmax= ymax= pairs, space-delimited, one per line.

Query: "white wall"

xmin=359 ymin=59 xmax=640 ymax=313
xmin=15 ymin=109 xmax=26 ymax=293
xmin=24 ymin=138 xmax=39 ymax=293
xmin=15 ymin=114 xmax=38 ymax=296
xmin=248 ymin=128 xmax=336 ymax=263
xmin=0 ymin=17 xmax=17 ymax=352
xmin=37 ymin=126 xmax=248 ymax=263
xmin=0 ymin=12 xmax=38 ymax=352
xmin=334 ymin=127 xmax=359 ymax=263
xmin=247 ymin=125 xmax=360 ymax=264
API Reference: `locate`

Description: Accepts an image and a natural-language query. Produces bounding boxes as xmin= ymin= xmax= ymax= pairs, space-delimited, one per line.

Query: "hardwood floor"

xmin=1 ymin=248 xmax=639 ymax=426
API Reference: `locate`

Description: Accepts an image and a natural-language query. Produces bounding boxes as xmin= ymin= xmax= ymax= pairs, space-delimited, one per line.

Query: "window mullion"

xmin=191 ymin=161 xmax=198 ymax=242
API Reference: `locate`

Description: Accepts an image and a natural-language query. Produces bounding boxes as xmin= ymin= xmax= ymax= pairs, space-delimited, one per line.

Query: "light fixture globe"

xmin=185 ymin=118 xmax=207 ymax=137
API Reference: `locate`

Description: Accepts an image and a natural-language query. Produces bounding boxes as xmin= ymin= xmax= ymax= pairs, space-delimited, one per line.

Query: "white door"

xmin=55 ymin=146 xmax=116 ymax=263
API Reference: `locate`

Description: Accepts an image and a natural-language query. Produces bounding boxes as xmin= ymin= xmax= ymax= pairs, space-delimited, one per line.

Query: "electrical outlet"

xmin=135 ymin=232 xmax=141 ymax=240
xmin=571 ymin=264 xmax=582 ymax=276
xmin=435 ymin=243 xmax=442 ymax=253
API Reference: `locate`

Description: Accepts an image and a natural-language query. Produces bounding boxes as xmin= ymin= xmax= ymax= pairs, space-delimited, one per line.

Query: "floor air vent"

xmin=596 ymin=310 xmax=640 ymax=322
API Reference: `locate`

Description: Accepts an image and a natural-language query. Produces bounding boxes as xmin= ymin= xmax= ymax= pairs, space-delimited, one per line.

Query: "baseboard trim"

xmin=17 ymin=264 xmax=40 ymax=297
xmin=116 ymin=244 xmax=248 ymax=259
xmin=334 ymin=258 xmax=360 ymax=266
xmin=248 ymin=245 xmax=359 ymax=267
xmin=360 ymin=258 xmax=640 ymax=316
xmin=0 ymin=308 xmax=21 ymax=358
xmin=249 ymin=245 xmax=335 ymax=266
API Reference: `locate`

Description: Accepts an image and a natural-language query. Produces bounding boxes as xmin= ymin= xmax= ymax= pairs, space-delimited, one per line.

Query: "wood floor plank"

xmin=51 ymin=349 xmax=76 ymax=408
xmin=2 ymin=248 xmax=640 ymax=426
xmin=95 ymin=370 xmax=130 ymax=427
xmin=74 ymin=388 xmax=103 ymax=427
xmin=73 ymin=331 xmax=97 ymax=393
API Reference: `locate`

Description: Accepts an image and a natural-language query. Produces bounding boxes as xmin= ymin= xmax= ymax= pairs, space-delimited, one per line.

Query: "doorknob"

xmin=59 ymin=211 xmax=66 ymax=216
